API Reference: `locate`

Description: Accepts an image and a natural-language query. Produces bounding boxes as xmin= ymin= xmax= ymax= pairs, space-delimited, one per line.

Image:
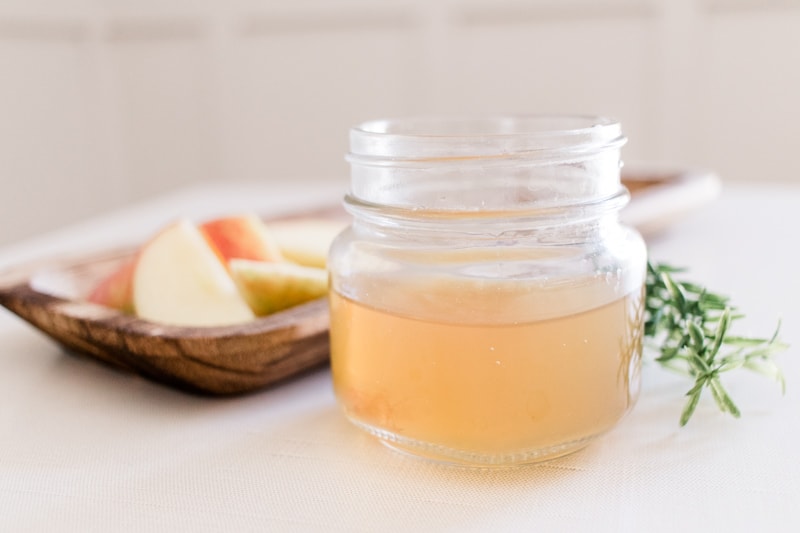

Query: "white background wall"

xmin=1 ymin=0 xmax=799 ymax=245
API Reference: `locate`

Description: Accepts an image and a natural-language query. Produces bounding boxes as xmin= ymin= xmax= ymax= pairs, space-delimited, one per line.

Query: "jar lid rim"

xmin=349 ymin=115 xmax=625 ymax=162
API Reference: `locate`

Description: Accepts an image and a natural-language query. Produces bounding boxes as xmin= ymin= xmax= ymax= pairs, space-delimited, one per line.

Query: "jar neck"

xmin=344 ymin=188 xmax=630 ymax=243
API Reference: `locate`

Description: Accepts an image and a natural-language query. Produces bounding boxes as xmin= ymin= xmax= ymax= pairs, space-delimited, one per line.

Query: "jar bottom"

xmin=346 ymin=415 xmax=601 ymax=467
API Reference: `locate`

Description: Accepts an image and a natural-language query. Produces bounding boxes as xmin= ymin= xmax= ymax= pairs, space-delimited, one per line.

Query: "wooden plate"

xmin=0 ymin=169 xmax=719 ymax=395
xmin=0 ymin=246 xmax=331 ymax=395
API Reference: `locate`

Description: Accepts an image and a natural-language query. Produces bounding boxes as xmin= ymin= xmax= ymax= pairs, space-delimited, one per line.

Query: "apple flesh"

xmin=86 ymin=214 xmax=343 ymax=325
xmin=133 ymin=219 xmax=255 ymax=327
xmin=268 ymin=219 xmax=347 ymax=268
xmin=229 ymin=259 xmax=328 ymax=316
xmin=199 ymin=213 xmax=283 ymax=264
xmin=86 ymin=258 xmax=136 ymax=314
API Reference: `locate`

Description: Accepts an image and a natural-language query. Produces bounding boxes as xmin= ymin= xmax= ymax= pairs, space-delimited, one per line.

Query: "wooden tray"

xmin=0 ymin=247 xmax=331 ymax=395
xmin=0 ymin=169 xmax=719 ymax=395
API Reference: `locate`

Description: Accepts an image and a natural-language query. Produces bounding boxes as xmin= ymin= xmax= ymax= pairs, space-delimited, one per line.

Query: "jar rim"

xmin=349 ymin=114 xmax=625 ymax=163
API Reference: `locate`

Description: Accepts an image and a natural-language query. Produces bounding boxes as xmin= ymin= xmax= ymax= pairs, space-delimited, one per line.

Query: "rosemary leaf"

xmin=680 ymin=382 xmax=705 ymax=427
xmin=708 ymin=308 xmax=731 ymax=358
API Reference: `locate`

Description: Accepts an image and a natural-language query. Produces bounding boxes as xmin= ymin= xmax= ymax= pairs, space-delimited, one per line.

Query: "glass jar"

xmin=328 ymin=115 xmax=646 ymax=466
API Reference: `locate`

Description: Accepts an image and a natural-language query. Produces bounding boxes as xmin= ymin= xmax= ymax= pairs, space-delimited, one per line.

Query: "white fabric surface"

xmin=1 ymin=182 xmax=798 ymax=532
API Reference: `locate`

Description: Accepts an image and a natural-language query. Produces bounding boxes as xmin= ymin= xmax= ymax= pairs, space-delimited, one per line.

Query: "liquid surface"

xmin=330 ymin=286 xmax=643 ymax=463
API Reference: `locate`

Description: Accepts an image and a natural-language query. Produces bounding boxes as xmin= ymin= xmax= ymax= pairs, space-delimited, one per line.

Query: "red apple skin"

xmin=86 ymin=259 xmax=136 ymax=314
xmin=199 ymin=214 xmax=283 ymax=265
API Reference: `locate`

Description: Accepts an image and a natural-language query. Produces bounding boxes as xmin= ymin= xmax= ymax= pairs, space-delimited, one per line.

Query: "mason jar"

xmin=328 ymin=115 xmax=647 ymax=466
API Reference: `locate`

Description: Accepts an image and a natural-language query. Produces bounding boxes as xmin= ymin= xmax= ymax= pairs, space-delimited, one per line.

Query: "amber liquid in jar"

xmin=330 ymin=276 xmax=644 ymax=465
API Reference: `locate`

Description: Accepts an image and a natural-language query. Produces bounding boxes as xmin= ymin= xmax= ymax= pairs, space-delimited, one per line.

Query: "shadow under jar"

xmin=328 ymin=115 xmax=647 ymax=466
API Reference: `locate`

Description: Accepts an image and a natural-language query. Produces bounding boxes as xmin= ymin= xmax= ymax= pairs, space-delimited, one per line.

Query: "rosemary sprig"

xmin=644 ymin=262 xmax=788 ymax=426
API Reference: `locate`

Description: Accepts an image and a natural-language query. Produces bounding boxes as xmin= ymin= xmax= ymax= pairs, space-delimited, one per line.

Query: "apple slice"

xmin=133 ymin=219 xmax=255 ymax=326
xmin=268 ymin=219 xmax=348 ymax=268
xmin=229 ymin=259 xmax=328 ymax=316
xmin=87 ymin=258 xmax=136 ymax=314
xmin=199 ymin=213 xmax=283 ymax=264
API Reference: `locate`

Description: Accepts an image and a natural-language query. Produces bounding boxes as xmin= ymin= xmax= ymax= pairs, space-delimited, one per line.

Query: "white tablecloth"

xmin=1 ymin=181 xmax=798 ymax=532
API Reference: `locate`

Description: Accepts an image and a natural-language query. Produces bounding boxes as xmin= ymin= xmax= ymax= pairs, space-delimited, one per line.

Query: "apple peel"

xmin=199 ymin=213 xmax=284 ymax=265
xmin=87 ymin=258 xmax=137 ymax=314
xmin=229 ymin=259 xmax=328 ymax=316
